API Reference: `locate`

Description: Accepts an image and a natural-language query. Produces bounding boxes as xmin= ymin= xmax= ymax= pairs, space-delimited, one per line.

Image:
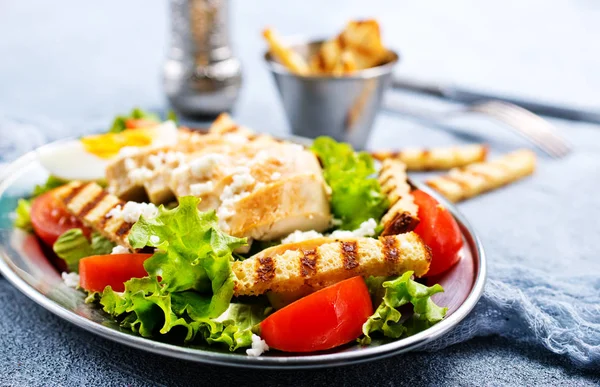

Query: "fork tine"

xmin=489 ymin=102 xmax=572 ymax=157
xmin=471 ymin=101 xmax=571 ymax=158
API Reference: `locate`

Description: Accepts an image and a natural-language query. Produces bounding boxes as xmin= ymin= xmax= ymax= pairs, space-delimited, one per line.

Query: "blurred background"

xmin=1 ymin=0 xmax=599 ymax=146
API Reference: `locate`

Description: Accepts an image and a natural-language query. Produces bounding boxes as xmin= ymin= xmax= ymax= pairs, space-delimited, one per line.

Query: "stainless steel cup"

xmin=265 ymin=40 xmax=398 ymax=149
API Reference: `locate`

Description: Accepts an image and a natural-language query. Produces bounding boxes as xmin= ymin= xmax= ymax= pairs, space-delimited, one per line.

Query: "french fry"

xmin=378 ymin=159 xmax=420 ymax=235
xmin=426 ymin=149 xmax=536 ymax=202
xmin=263 ymin=28 xmax=309 ymax=75
xmin=371 ymin=144 xmax=489 ymax=171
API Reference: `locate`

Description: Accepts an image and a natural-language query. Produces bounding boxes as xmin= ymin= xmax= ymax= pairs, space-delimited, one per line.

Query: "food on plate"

xmin=378 ymin=158 xmax=419 ymax=236
xmin=264 ymin=19 xmax=392 ymax=76
xmin=412 ymin=190 xmax=463 ymax=277
xmin=258 ymin=276 xmax=373 ymax=352
xmin=371 ymin=144 xmax=489 ymax=171
xmin=426 ymin=149 xmax=536 ymax=202
xmin=37 ymin=108 xmax=178 ymax=181
xmin=233 ymin=232 xmax=431 ymax=296
xmin=16 ymin=108 xmax=498 ymax=357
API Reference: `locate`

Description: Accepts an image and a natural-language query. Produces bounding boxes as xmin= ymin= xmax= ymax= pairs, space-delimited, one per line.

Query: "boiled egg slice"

xmin=38 ymin=121 xmax=178 ymax=181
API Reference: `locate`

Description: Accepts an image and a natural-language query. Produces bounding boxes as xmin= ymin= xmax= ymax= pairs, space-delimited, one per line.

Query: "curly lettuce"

xmin=360 ymin=271 xmax=448 ymax=344
xmin=311 ymin=136 xmax=388 ymax=230
xmin=99 ymin=196 xmax=261 ymax=349
xmin=53 ymin=229 xmax=115 ymax=272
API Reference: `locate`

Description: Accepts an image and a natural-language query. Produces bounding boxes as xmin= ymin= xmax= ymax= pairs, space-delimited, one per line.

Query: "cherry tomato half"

xmin=259 ymin=276 xmax=373 ymax=352
xmin=79 ymin=254 xmax=152 ymax=292
xmin=412 ymin=189 xmax=464 ymax=276
xmin=30 ymin=189 xmax=90 ymax=246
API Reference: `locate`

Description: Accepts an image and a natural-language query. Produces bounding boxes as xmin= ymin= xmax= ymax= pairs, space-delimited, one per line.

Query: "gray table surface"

xmin=1 ymin=1 xmax=600 ymax=386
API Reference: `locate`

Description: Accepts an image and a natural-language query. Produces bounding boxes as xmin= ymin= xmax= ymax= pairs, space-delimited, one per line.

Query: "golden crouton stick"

xmin=425 ymin=149 xmax=536 ymax=202
xmin=263 ymin=28 xmax=309 ymax=75
xmin=378 ymin=159 xmax=419 ymax=235
xmin=371 ymin=144 xmax=488 ymax=171
xmin=233 ymin=232 xmax=431 ymax=296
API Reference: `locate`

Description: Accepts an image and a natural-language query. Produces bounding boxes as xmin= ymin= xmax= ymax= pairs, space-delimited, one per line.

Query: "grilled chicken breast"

xmin=104 ymin=115 xmax=331 ymax=242
xmin=232 ymin=233 xmax=432 ymax=296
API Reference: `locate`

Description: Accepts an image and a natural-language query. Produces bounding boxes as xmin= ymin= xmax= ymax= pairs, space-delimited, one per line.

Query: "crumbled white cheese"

xmin=330 ymin=218 xmax=378 ymax=239
xmin=246 ymin=334 xmax=269 ymax=357
xmin=128 ymin=166 xmax=154 ymax=184
xmin=270 ymin=172 xmax=281 ymax=180
xmin=111 ymin=245 xmax=130 ymax=254
xmin=190 ymin=181 xmax=214 ymax=196
xmin=149 ymin=235 xmax=160 ymax=244
xmin=224 ymin=133 xmax=249 ymax=145
xmin=118 ymin=146 xmax=140 ymax=158
xmin=281 ymin=230 xmax=324 ymax=244
xmin=281 ymin=219 xmax=378 ymax=244
xmin=189 ymin=153 xmax=224 ymax=179
xmin=106 ymin=202 xmax=158 ymax=223
xmin=61 ymin=272 xmax=80 ymax=288
xmin=230 ymin=169 xmax=255 ymax=193
xmin=172 ymin=164 xmax=190 ymax=181
xmin=164 ymin=151 xmax=185 ymax=165
xmin=124 ymin=158 xmax=137 ymax=171
xmin=148 ymin=152 xmax=165 ymax=169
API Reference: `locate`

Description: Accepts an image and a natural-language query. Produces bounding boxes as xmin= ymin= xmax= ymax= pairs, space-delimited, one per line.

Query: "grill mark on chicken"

xmin=443 ymin=175 xmax=472 ymax=191
xmin=256 ymin=256 xmax=276 ymax=283
xmin=77 ymin=190 xmax=108 ymax=218
xmin=61 ymin=183 xmax=85 ymax=205
xmin=300 ymin=249 xmax=319 ymax=277
xmin=115 ymin=221 xmax=133 ymax=237
xmin=99 ymin=200 xmax=126 ymax=229
xmin=381 ymin=235 xmax=400 ymax=263
xmin=340 ymin=241 xmax=359 ymax=270
xmin=381 ymin=212 xmax=419 ymax=236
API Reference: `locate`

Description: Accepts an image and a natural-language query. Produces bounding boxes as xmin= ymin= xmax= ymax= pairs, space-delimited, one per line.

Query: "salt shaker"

xmin=163 ymin=0 xmax=242 ymax=116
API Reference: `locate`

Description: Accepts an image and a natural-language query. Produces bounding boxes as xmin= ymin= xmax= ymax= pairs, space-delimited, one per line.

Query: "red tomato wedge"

xmin=79 ymin=254 xmax=152 ymax=292
xmin=412 ymin=190 xmax=464 ymax=277
xmin=30 ymin=189 xmax=90 ymax=246
xmin=125 ymin=118 xmax=158 ymax=129
xmin=259 ymin=276 xmax=373 ymax=352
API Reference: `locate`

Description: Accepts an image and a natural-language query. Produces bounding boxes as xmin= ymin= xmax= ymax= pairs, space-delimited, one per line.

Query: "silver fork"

xmin=384 ymin=99 xmax=572 ymax=158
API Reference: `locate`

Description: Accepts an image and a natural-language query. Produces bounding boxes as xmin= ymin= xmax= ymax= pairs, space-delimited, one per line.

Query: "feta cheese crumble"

xmin=118 ymin=146 xmax=140 ymax=158
xmin=246 ymin=334 xmax=269 ymax=357
xmin=61 ymin=272 xmax=80 ymax=288
xmin=281 ymin=230 xmax=324 ymax=244
xmin=190 ymin=181 xmax=214 ymax=196
xmin=106 ymin=202 xmax=158 ymax=223
xmin=189 ymin=153 xmax=224 ymax=179
xmin=281 ymin=219 xmax=378 ymax=244
xmin=111 ymin=245 xmax=130 ymax=254
xmin=128 ymin=166 xmax=154 ymax=184
xmin=216 ymin=166 xmax=256 ymax=231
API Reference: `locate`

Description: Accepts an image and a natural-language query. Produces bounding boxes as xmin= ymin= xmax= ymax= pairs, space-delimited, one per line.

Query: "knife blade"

xmin=391 ymin=77 xmax=600 ymax=125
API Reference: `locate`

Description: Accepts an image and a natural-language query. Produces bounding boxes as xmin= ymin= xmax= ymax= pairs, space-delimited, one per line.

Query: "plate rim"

xmin=0 ymin=141 xmax=487 ymax=369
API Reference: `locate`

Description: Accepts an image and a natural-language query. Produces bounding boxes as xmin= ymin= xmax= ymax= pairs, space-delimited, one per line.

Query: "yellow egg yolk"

xmin=80 ymin=129 xmax=154 ymax=159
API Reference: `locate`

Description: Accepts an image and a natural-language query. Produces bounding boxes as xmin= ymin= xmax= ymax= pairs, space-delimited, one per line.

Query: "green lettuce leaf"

xmin=109 ymin=107 xmax=161 ymax=133
xmin=129 ymin=196 xmax=246 ymax=296
xmin=360 ymin=271 xmax=448 ymax=344
xmin=32 ymin=175 xmax=69 ymax=197
xmin=311 ymin=136 xmax=389 ymax=230
xmin=100 ymin=277 xmax=269 ymax=349
xmin=14 ymin=199 xmax=33 ymax=232
xmin=97 ymin=196 xmax=255 ymax=349
xmin=53 ymin=229 xmax=115 ymax=272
